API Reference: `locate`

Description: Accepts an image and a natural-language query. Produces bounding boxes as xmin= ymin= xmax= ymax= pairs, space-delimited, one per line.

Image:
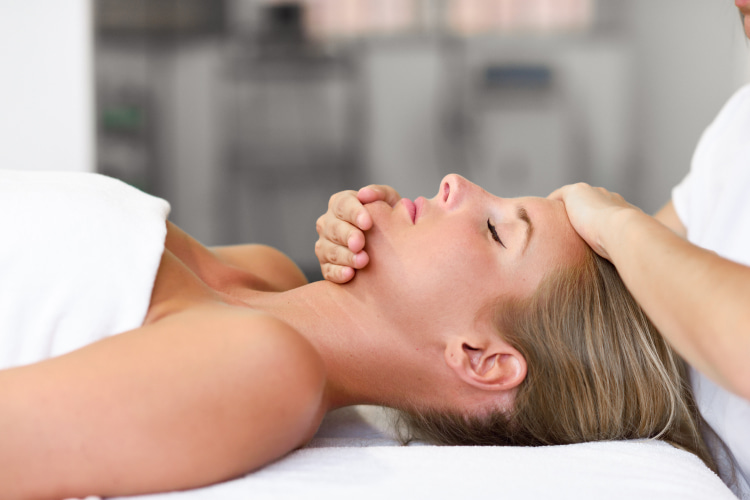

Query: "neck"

xmin=244 ymin=279 xmax=443 ymax=413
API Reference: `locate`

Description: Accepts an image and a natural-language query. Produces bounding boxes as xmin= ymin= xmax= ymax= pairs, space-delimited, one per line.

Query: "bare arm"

xmin=0 ymin=307 xmax=325 ymax=499
xmin=653 ymin=200 xmax=687 ymax=238
xmin=551 ymin=184 xmax=750 ymax=400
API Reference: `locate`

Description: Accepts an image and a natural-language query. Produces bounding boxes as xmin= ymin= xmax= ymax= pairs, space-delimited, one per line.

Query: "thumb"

xmin=358 ymin=184 xmax=401 ymax=206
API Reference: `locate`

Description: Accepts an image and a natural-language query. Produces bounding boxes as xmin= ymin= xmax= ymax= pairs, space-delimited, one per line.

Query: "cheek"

xmin=413 ymin=232 xmax=501 ymax=294
xmin=366 ymin=216 xmax=508 ymax=307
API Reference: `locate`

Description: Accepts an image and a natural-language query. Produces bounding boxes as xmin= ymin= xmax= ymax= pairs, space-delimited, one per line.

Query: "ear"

xmin=444 ymin=335 xmax=527 ymax=392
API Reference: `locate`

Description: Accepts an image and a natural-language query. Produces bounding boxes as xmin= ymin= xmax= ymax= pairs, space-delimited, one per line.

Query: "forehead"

xmin=513 ymin=195 xmax=588 ymax=269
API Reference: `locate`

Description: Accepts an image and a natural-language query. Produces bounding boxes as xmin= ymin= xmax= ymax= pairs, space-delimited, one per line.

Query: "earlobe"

xmin=445 ymin=338 xmax=527 ymax=392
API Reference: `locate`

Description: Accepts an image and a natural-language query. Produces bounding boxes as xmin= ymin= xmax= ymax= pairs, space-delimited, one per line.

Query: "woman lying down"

xmin=0 ymin=170 xmax=716 ymax=499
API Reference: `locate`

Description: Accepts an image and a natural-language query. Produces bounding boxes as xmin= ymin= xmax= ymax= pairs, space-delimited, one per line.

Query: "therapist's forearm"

xmin=604 ymin=209 xmax=750 ymax=399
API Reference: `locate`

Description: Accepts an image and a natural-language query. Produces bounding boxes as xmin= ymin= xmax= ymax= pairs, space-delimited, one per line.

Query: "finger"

xmin=354 ymin=209 xmax=373 ymax=231
xmin=357 ymin=184 xmax=401 ymax=207
xmin=315 ymin=191 xmax=372 ymax=234
xmin=328 ymin=190 xmax=361 ymax=223
xmin=318 ymin=213 xmax=367 ymax=251
xmin=331 ymin=191 xmax=372 ymax=232
xmin=321 ymin=263 xmax=355 ymax=284
xmin=548 ymin=187 xmax=564 ymax=201
xmin=548 ymin=185 xmax=570 ymax=201
xmin=549 ymin=182 xmax=592 ymax=201
xmin=347 ymin=229 xmax=366 ymax=253
xmin=315 ymin=238 xmax=358 ymax=268
xmin=351 ymin=250 xmax=369 ymax=269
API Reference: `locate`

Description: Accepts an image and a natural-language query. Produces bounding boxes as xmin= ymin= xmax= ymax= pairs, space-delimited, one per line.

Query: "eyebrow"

xmin=518 ymin=206 xmax=533 ymax=254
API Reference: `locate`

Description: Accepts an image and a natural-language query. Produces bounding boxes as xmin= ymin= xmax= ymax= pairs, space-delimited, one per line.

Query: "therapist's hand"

xmin=549 ymin=183 xmax=643 ymax=261
xmin=315 ymin=184 xmax=401 ymax=283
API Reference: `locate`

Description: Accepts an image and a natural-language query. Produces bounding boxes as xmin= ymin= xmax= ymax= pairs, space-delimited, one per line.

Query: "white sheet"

xmin=102 ymin=406 xmax=736 ymax=500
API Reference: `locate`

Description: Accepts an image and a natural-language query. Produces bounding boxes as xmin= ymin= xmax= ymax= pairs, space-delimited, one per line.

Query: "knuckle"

xmin=333 ymin=202 xmax=346 ymax=220
xmin=328 ymin=192 xmax=341 ymax=209
xmin=321 ymin=263 xmax=334 ymax=280
xmin=330 ymin=190 xmax=357 ymax=211
xmin=329 ymin=223 xmax=342 ymax=245
xmin=326 ymin=246 xmax=340 ymax=263
xmin=336 ymin=223 xmax=352 ymax=246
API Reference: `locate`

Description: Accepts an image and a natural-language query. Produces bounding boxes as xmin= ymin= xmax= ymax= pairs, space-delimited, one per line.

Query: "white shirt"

xmin=673 ymin=84 xmax=750 ymax=498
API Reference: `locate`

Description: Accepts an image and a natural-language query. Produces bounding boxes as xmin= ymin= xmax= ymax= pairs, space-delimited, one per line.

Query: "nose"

xmin=438 ymin=174 xmax=483 ymax=210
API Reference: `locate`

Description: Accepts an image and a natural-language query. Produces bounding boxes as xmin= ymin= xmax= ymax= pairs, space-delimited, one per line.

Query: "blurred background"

xmin=1 ymin=0 xmax=749 ymax=280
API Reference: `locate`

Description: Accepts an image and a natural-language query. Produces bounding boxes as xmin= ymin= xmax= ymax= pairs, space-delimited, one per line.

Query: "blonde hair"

xmin=399 ymin=249 xmax=718 ymax=473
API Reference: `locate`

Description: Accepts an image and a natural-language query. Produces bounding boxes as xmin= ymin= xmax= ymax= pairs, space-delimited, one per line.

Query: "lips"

xmin=401 ymin=198 xmax=416 ymax=223
xmin=414 ymin=196 xmax=425 ymax=222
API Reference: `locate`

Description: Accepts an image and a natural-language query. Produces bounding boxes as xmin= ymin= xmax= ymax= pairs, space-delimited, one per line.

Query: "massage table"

xmin=95 ymin=405 xmax=739 ymax=500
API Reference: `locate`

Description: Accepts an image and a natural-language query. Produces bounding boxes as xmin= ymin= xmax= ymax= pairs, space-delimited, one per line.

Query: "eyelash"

xmin=487 ymin=219 xmax=506 ymax=248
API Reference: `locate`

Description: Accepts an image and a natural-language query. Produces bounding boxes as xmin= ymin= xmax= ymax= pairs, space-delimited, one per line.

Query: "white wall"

xmin=162 ymin=44 xmax=224 ymax=244
xmin=0 ymin=0 xmax=93 ymax=172
xmin=359 ymin=2 xmax=750 ymax=212
xmin=629 ymin=0 xmax=750 ymax=212
xmin=363 ymin=40 xmax=448 ymax=199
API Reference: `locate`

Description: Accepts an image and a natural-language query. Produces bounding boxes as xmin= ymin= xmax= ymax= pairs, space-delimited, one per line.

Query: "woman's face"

xmin=739 ymin=0 xmax=750 ymax=38
xmin=361 ymin=174 xmax=588 ymax=330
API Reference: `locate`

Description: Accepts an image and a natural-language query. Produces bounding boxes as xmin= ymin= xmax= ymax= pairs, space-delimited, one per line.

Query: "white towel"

xmin=0 ymin=170 xmax=170 ymax=369
xmin=140 ymin=442 xmax=732 ymax=500
xmin=106 ymin=407 xmax=736 ymax=500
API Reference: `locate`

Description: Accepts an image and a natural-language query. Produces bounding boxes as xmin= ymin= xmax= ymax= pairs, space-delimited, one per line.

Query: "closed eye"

xmin=487 ymin=219 xmax=506 ymax=248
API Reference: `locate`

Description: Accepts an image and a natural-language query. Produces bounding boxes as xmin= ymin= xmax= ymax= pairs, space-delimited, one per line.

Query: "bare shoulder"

xmin=153 ymin=307 xmax=328 ymax=473
xmin=234 ymin=309 xmax=326 ymax=400
xmin=0 ymin=305 xmax=326 ymax=499
xmin=228 ymin=309 xmax=328 ymax=442
xmin=212 ymin=244 xmax=309 ymax=291
xmin=165 ymin=306 xmax=327 ymax=435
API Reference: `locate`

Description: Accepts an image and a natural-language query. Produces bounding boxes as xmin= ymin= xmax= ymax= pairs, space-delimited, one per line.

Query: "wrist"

xmin=602 ymin=207 xmax=651 ymax=263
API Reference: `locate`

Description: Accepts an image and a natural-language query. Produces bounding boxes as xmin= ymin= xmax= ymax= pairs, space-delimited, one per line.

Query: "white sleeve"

xmin=671 ymin=84 xmax=750 ymax=236
xmin=671 ymin=85 xmax=750 ymax=495
xmin=671 ymin=169 xmax=694 ymax=231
